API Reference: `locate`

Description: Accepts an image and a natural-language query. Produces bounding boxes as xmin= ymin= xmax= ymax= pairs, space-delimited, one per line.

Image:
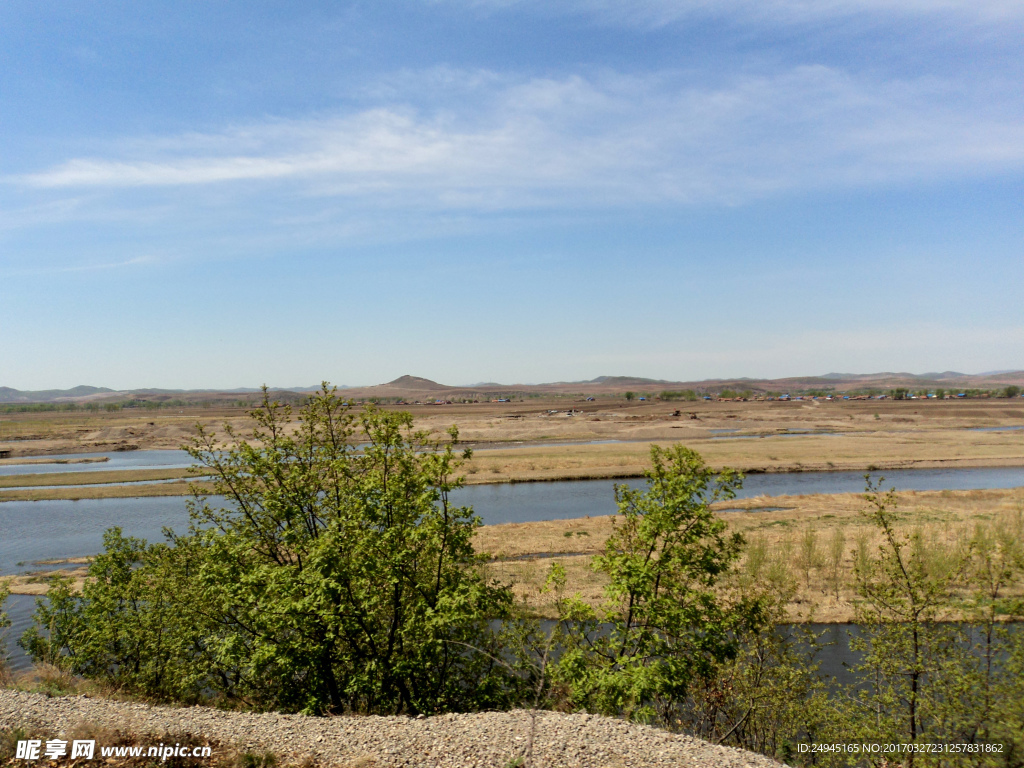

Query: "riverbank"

xmin=0 ymin=456 xmax=109 ymax=466
xmin=0 ymin=479 xmax=211 ymax=502
xmin=0 ymin=467 xmax=195 ymax=489
xmin=459 ymin=428 xmax=1024 ymax=485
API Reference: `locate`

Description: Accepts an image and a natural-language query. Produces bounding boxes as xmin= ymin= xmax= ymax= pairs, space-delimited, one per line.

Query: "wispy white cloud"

xmin=11 ymin=66 xmax=1024 ymax=210
xmin=1 ymin=255 xmax=156 ymax=278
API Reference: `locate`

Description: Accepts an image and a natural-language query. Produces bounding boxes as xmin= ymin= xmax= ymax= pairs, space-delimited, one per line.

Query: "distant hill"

xmin=2 ymin=370 xmax=1021 ymax=404
xmin=0 ymin=385 xmax=115 ymax=403
xmin=326 ymin=370 xmax=1024 ymax=400
xmin=823 ymin=371 xmax=973 ymax=382
xmin=381 ymin=376 xmax=450 ymax=392
xmin=0 ymin=384 xmax=324 ymax=404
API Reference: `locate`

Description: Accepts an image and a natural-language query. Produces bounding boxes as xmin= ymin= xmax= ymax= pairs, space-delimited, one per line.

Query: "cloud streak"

xmin=13 ymin=66 xmax=1024 ymax=210
xmin=0 ymin=255 xmax=155 ymax=278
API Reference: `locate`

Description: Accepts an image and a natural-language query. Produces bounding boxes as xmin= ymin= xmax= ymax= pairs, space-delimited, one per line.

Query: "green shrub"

xmin=22 ymin=386 xmax=517 ymax=716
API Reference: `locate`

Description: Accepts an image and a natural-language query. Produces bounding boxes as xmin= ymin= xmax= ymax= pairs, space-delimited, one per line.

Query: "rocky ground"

xmin=0 ymin=689 xmax=786 ymax=768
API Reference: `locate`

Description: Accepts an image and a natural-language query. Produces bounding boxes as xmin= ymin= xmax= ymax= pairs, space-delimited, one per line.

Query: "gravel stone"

xmin=0 ymin=689 xmax=789 ymax=768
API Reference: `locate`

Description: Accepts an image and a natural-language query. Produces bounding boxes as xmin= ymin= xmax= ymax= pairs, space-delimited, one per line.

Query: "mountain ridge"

xmin=3 ymin=370 xmax=1021 ymax=403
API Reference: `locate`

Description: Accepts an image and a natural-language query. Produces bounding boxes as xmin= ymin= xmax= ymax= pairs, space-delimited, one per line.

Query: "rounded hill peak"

xmin=383 ymin=375 xmax=447 ymax=391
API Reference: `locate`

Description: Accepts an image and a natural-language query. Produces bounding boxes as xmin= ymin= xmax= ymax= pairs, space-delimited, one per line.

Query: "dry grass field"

xmin=1 ymin=418 xmax=1019 ymax=499
xmin=1 ymin=398 xmax=1022 ymax=494
xmin=0 ymin=480 xmax=213 ymax=502
xmin=476 ymin=487 xmax=1024 ymax=623
xmin=0 ymin=405 xmax=251 ymax=454
xmin=0 ymin=467 xmax=194 ymax=489
xmin=4 ymin=566 xmax=89 ymax=596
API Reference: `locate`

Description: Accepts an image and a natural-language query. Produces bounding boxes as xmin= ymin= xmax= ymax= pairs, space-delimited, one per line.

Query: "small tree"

xmin=795 ymin=528 xmax=821 ymax=590
xmin=183 ymin=386 xmax=515 ymax=714
xmin=848 ymin=479 xmax=967 ymax=757
xmin=553 ymin=445 xmax=766 ymax=724
xmin=1004 ymin=385 xmax=1021 ymax=398
xmin=624 ymin=391 xmax=636 ymax=401
xmin=826 ymin=527 xmax=846 ymax=600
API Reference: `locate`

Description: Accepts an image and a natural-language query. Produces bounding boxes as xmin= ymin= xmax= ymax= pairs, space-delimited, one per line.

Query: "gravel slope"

xmin=1 ymin=689 xmax=787 ymax=768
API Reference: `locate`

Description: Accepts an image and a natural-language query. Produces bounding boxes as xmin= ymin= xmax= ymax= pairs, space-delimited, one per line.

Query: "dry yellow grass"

xmin=475 ymin=487 xmax=1024 ymax=623
xmin=462 ymin=429 xmax=1024 ymax=483
xmin=0 ymin=479 xmax=214 ymax=502
xmin=2 ymin=397 xmax=1023 ymax=472
xmin=3 ymin=566 xmax=89 ymax=596
xmin=0 ymin=467 xmax=194 ymax=489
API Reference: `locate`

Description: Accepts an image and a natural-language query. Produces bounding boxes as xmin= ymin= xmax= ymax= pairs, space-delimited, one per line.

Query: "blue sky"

xmin=1 ymin=1 xmax=1021 ymax=389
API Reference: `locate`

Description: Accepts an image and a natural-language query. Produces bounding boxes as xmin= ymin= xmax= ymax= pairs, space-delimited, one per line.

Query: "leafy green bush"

xmin=21 ymin=386 xmax=517 ymax=715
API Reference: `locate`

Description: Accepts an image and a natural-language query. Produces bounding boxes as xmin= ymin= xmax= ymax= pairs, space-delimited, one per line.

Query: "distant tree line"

xmin=0 ymin=399 xmax=239 ymax=414
xmin=658 ymin=390 xmax=699 ymax=401
xmin=1 ymin=384 xmax=1019 ymax=416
